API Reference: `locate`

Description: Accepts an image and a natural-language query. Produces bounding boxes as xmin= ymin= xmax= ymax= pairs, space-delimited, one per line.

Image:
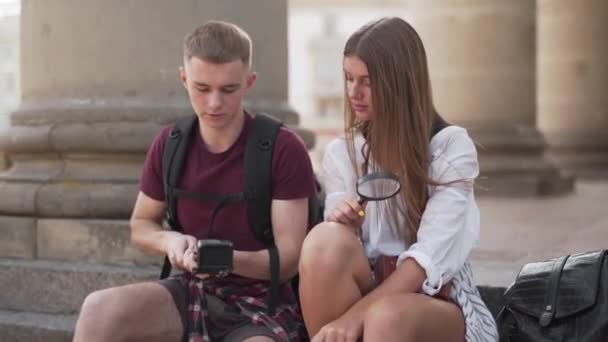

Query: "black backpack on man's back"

xmin=158 ymin=112 xmax=323 ymax=315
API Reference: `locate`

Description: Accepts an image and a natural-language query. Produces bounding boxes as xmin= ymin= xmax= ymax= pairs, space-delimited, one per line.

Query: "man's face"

xmin=180 ymin=57 xmax=256 ymax=130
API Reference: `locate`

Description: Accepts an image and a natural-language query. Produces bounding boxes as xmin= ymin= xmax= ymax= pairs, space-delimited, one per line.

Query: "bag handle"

xmin=539 ymin=254 xmax=569 ymax=327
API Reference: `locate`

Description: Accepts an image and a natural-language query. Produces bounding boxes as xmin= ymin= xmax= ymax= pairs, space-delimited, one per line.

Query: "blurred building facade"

xmin=295 ymin=0 xmax=607 ymax=191
xmin=0 ymin=12 xmax=19 ymax=171
xmin=0 ymin=14 xmax=19 ymax=124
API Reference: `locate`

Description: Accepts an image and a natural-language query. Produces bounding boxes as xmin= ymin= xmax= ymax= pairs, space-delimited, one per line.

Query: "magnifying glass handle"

xmin=356 ymin=196 xmax=366 ymax=217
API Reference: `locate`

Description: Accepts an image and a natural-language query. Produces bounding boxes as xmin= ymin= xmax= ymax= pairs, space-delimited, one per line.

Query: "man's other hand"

xmin=164 ymin=233 xmax=197 ymax=272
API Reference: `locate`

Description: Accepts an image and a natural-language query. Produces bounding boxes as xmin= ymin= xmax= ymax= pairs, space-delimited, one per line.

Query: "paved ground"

xmin=471 ymin=180 xmax=608 ymax=287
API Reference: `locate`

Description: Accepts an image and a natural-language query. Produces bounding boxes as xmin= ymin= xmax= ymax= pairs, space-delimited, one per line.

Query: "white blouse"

xmin=322 ymin=126 xmax=481 ymax=297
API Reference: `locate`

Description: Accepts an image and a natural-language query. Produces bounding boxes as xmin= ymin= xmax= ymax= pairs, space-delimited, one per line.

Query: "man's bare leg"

xmin=73 ymin=282 xmax=183 ymax=342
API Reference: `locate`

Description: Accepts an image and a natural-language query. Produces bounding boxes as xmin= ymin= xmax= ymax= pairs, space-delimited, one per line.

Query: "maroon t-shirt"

xmin=140 ymin=113 xmax=316 ymax=251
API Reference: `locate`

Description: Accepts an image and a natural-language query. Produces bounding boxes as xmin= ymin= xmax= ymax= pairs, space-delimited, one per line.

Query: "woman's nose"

xmin=349 ymin=83 xmax=363 ymax=100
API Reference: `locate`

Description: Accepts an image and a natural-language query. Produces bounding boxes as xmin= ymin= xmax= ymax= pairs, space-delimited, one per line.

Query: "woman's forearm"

xmin=345 ymin=258 xmax=426 ymax=318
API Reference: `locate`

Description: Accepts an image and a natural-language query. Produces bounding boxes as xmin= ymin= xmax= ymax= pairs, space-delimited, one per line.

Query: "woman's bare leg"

xmin=363 ymin=293 xmax=465 ymax=342
xmin=298 ymin=222 xmax=375 ymax=336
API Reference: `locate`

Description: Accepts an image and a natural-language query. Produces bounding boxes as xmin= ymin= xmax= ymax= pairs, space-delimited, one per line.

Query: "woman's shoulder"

xmin=325 ymin=136 xmax=347 ymax=153
xmin=430 ymin=125 xmax=476 ymax=160
xmin=324 ymin=134 xmax=365 ymax=157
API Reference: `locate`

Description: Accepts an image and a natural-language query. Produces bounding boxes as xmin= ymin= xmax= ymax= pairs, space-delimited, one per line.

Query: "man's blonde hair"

xmin=183 ymin=21 xmax=252 ymax=66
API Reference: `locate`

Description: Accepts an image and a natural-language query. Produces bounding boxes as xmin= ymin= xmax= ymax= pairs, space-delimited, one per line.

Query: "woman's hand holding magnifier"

xmin=327 ymin=171 xmax=402 ymax=232
xmin=355 ymin=171 xmax=402 ymax=217
xmin=327 ymin=198 xmax=367 ymax=228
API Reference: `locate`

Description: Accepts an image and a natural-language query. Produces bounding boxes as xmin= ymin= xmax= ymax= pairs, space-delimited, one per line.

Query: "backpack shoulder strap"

xmin=244 ymin=112 xmax=282 ymax=315
xmin=162 ymin=114 xmax=197 ymax=231
xmin=244 ymin=113 xmax=282 ymax=243
xmin=160 ymin=114 xmax=197 ymax=279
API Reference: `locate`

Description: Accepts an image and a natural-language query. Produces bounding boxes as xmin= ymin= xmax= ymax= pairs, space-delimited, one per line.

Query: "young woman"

xmin=298 ymin=17 xmax=498 ymax=342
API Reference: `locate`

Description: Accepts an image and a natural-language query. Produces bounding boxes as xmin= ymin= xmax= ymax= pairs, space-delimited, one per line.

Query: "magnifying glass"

xmin=356 ymin=171 xmax=402 ymax=217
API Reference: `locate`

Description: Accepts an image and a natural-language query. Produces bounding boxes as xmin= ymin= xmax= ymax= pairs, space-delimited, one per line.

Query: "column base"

xmin=469 ymin=126 xmax=575 ymax=197
xmin=543 ymin=132 xmax=608 ymax=180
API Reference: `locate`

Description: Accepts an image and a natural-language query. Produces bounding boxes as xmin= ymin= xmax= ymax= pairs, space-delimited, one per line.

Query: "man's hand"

xmin=163 ymin=232 xmax=197 ymax=272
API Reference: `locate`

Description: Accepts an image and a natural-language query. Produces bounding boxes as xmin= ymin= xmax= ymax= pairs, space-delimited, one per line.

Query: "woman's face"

xmin=344 ymin=55 xmax=373 ymax=121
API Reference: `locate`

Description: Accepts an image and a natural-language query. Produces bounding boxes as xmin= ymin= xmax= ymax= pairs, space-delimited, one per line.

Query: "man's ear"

xmin=245 ymin=72 xmax=257 ymax=92
xmin=179 ymin=66 xmax=187 ymax=89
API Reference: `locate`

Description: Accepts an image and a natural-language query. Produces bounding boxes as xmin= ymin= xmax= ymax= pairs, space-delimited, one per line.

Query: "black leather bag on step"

xmin=498 ymin=250 xmax=608 ymax=342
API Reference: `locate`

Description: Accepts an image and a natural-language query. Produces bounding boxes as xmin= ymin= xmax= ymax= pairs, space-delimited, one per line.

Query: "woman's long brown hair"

xmin=343 ymin=17 xmax=449 ymax=246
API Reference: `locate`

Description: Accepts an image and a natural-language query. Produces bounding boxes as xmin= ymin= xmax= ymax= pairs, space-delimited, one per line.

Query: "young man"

xmin=73 ymin=21 xmax=315 ymax=342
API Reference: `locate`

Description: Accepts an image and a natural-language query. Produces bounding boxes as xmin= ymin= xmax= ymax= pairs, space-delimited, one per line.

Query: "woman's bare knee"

xmin=299 ymin=221 xmax=362 ymax=275
xmin=364 ymin=294 xmax=464 ymax=342
xmin=364 ymin=295 xmax=414 ymax=338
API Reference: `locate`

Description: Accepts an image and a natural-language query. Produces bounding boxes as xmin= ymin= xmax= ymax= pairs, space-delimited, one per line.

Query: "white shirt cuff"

xmin=396 ymin=250 xmax=444 ymax=296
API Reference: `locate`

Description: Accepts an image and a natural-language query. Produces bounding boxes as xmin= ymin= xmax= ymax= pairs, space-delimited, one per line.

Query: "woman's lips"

xmin=352 ymin=104 xmax=368 ymax=112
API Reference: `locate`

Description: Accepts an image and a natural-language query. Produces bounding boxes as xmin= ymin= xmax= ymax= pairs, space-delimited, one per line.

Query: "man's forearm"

xmin=130 ymin=219 xmax=175 ymax=255
xmin=232 ymin=248 xmax=298 ymax=282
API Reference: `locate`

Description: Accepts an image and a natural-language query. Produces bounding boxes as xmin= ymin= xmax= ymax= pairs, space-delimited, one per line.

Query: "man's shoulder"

xmin=143 ymin=124 xmax=181 ymax=168
xmin=152 ymin=125 xmax=174 ymax=147
xmin=274 ymin=126 xmax=308 ymax=151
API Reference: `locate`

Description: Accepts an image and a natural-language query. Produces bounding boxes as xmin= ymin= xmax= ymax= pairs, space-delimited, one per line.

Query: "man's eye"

xmin=222 ymin=88 xmax=237 ymax=94
xmin=196 ymin=88 xmax=210 ymax=93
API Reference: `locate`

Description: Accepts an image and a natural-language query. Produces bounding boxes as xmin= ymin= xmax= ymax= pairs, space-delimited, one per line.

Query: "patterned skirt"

xmin=172 ymin=273 xmax=307 ymax=342
xmin=449 ymin=262 xmax=499 ymax=342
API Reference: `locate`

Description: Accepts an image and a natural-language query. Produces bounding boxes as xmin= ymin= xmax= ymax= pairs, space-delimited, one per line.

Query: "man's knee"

xmin=76 ymin=288 xmax=124 ymax=338
xmin=299 ymin=221 xmax=361 ymax=275
xmin=76 ymin=282 xmax=184 ymax=342
xmin=241 ymin=337 xmax=276 ymax=342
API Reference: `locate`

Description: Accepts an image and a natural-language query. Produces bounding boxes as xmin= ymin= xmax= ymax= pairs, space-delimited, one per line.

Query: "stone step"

xmin=0 ymin=287 xmax=507 ymax=342
xmin=0 ymin=309 xmax=74 ymax=342
xmin=0 ymin=260 xmax=507 ymax=340
xmin=0 ymin=181 xmax=137 ymax=218
xmin=0 ymin=216 xmax=162 ymax=266
xmin=0 ymin=258 xmax=159 ymax=314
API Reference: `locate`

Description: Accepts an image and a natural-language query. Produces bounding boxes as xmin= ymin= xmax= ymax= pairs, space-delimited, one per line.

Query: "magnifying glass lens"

xmin=355 ymin=171 xmax=402 ymax=217
xmin=357 ymin=177 xmax=401 ymax=200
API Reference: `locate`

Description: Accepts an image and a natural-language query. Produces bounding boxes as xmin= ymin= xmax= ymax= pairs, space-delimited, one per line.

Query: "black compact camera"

xmin=193 ymin=239 xmax=234 ymax=275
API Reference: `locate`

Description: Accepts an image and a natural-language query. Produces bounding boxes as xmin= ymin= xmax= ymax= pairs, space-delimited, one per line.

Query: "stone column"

xmin=408 ymin=0 xmax=573 ymax=196
xmin=537 ymin=0 xmax=608 ymax=178
xmin=0 ymin=0 xmax=302 ymax=259
xmin=1 ymin=0 xmax=301 ymax=219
